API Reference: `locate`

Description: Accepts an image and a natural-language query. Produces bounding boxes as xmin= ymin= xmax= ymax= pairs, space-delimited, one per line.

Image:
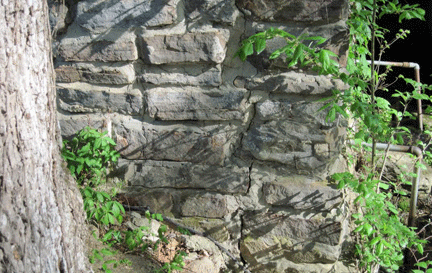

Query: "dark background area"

xmin=376 ymin=1 xmax=432 ymax=105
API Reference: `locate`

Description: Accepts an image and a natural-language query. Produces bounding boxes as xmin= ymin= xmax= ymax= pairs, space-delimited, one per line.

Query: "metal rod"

xmin=366 ymin=60 xmax=423 ymax=131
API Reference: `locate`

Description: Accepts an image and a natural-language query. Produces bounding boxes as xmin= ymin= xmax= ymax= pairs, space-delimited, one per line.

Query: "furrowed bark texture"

xmin=0 ymin=0 xmax=91 ymax=272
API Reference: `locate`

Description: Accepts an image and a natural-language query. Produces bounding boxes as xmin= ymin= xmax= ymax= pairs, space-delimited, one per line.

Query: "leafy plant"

xmin=62 ymin=126 xmax=120 ymax=186
xmin=81 ymin=186 xmax=125 ymax=226
xmin=333 ymin=172 xmax=425 ymax=272
xmin=89 ymin=248 xmax=131 ymax=273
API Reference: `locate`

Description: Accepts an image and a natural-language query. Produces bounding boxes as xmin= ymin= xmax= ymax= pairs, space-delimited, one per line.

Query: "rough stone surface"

xmin=263 ymin=177 xmax=342 ymax=210
xmin=50 ymin=0 xmax=354 ymax=271
xmin=240 ymin=208 xmax=347 ymax=271
xmin=57 ymin=83 xmax=143 ymax=115
xmin=113 ymin=117 xmax=238 ymax=165
xmin=75 ymin=0 xmax=179 ymax=33
xmin=139 ymin=64 xmax=222 ymax=86
xmin=118 ymin=159 xmax=249 ymax=194
xmin=245 ymin=71 xmax=347 ymax=95
xmin=146 ymin=87 xmax=248 ymax=121
xmin=181 ymin=193 xmax=235 ymax=218
xmin=242 ymin=120 xmax=345 ymax=173
xmin=236 ymin=0 xmax=349 ymax=24
xmin=185 ymin=0 xmax=240 ymax=25
xmin=55 ymin=63 xmax=135 ymax=85
xmin=57 ymin=28 xmax=138 ymax=62
xmin=140 ymin=30 xmax=228 ymax=64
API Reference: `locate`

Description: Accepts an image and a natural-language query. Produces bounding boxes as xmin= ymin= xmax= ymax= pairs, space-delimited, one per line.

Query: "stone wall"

xmin=51 ymin=0 xmax=353 ymax=272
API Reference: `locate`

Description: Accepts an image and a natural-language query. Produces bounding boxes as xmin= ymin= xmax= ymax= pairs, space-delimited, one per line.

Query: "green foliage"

xmin=62 ymin=126 xmax=120 ymax=186
xmin=81 ymin=186 xmax=125 ymax=226
xmin=333 ymin=172 xmax=425 ymax=272
xmin=62 ymin=127 xmax=184 ymax=272
xmin=89 ymin=248 xmax=131 ymax=273
xmin=236 ymin=28 xmax=339 ymax=75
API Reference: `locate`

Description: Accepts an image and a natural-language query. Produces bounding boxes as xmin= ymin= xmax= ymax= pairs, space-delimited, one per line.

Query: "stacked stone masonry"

xmin=51 ymin=0 xmax=353 ymax=272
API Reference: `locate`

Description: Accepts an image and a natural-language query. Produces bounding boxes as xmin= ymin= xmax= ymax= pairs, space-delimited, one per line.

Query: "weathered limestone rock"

xmin=56 ymin=28 xmax=138 ymax=62
xmin=240 ymin=208 xmax=348 ymax=271
xmin=118 ymin=159 xmax=249 ymax=194
xmin=74 ymin=0 xmax=179 ymax=33
xmin=244 ymin=71 xmax=347 ymax=95
xmin=262 ymin=176 xmax=342 ymax=210
xmin=57 ymin=113 xmax=106 ymax=138
xmin=182 ymin=235 xmax=226 ymax=273
xmin=139 ymin=64 xmax=222 ymax=86
xmin=185 ymin=0 xmax=240 ymax=25
xmin=139 ymin=30 xmax=229 ymax=64
xmin=113 ymin=117 xmax=239 ymax=165
xmin=146 ymin=87 xmax=248 ymax=121
xmin=242 ymin=120 xmax=345 ymax=173
xmin=256 ymin=99 xmax=338 ymax=126
xmin=55 ymin=63 xmax=135 ymax=85
xmin=181 ymin=193 xmax=237 ymax=218
xmin=51 ymin=0 xmax=353 ymax=270
xmin=57 ymin=83 xmax=143 ymax=115
xmin=236 ymin=0 xmax=349 ymax=24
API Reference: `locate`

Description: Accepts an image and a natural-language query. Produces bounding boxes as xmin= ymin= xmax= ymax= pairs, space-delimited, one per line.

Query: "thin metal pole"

xmin=365 ymin=60 xmax=423 ymax=131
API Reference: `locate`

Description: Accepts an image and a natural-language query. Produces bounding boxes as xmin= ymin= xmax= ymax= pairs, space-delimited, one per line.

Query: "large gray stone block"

xmin=243 ymin=120 xmax=341 ymax=169
xmin=236 ymin=0 xmax=349 ymax=24
xmin=139 ymin=30 xmax=228 ymax=64
xmin=113 ymin=117 xmax=239 ymax=165
xmin=181 ymin=193 xmax=231 ymax=218
xmin=240 ymin=209 xmax=346 ymax=268
xmin=57 ymin=29 xmax=138 ymax=62
xmin=118 ymin=159 xmax=249 ymax=194
xmin=55 ymin=63 xmax=135 ymax=85
xmin=256 ymin=99 xmax=338 ymax=127
xmin=185 ymin=0 xmax=239 ymax=25
xmin=57 ymin=83 xmax=143 ymax=115
xmin=146 ymin=87 xmax=248 ymax=121
xmin=245 ymin=71 xmax=346 ymax=95
xmin=74 ymin=0 xmax=179 ymax=33
xmin=262 ymin=176 xmax=341 ymax=210
xmin=139 ymin=64 xmax=222 ymax=86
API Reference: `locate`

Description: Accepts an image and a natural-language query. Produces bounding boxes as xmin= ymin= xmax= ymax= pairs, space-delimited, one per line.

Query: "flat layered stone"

xmin=242 ymin=120 xmax=326 ymax=167
xmin=75 ymin=0 xmax=179 ymax=33
xmin=57 ymin=113 xmax=106 ymax=139
xmin=262 ymin=176 xmax=341 ymax=210
xmin=240 ymin=209 xmax=346 ymax=267
xmin=57 ymin=83 xmax=143 ymax=115
xmin=256 ymin=100 xmax=338 ymax=127
xmin=57 ymin=29 xmax=138 ymax=62
xmin=237 ymin=0 xmax=348 ymax=24
xmin=113 ymin=117 xmax=238 ymax=165
xmin=146 ymin=87 xmax=247 ymax=121
xmin=139 ymin=64 xmax=222 ymax=86
xmin=242 ymin=210 xmax=343 ymax=246
xmin=140 ymin=30 xmax=228 ymax=64
xmin=181 ymin=193 xmax=230 ymax=218
xmin=244 ymin=71 xmax=347 ymax=95
xmin=185 ymin=0 xmax=239 ymax=25
xmin=118 ymin=159 xmax=249 ymax=194
xmin=55 ymin=63 xmax=135 ymax=85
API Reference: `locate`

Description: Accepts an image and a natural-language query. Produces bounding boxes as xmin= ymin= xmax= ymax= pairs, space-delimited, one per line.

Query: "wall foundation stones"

xmin=51 ymin=0 xmax=352 ymax=271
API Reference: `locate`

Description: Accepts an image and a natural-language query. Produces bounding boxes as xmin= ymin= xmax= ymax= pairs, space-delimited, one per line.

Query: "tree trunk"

xmin=0 ymin=0 xmax=91 ymax=272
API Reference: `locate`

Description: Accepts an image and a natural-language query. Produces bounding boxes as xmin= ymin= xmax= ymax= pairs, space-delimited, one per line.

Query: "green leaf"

xmin=255 ymin=38 xmax=266 ymax=54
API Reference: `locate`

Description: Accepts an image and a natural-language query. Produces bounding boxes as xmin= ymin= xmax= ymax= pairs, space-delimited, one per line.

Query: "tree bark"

xmin=0 ymin=0 xmax=91 ymax=272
